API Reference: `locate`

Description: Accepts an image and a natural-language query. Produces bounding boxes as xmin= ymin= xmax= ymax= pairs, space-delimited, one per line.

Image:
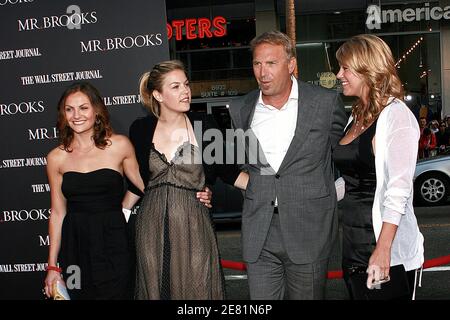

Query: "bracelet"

xmin=46 ymin=265 xmax=62 ymax=273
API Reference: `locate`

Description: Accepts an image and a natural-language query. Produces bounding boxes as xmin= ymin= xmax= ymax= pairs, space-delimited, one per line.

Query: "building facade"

xmin=167 ymin=0 xmax=450 ymax=120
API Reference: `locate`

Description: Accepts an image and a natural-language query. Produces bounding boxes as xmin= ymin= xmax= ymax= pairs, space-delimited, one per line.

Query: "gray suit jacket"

xmin=229 ymin=80 xmax=347 ymax=264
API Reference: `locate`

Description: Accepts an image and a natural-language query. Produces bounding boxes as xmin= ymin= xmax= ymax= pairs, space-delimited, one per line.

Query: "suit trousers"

xmin=246 ymin=213 xmax=329 ymax=300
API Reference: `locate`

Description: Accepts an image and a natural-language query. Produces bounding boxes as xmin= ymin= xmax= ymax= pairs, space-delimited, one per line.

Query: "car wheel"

xmin=414 ymin=172 xmax=450 ymax=206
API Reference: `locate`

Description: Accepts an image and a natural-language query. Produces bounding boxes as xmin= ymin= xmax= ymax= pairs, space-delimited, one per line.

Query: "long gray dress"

xmin=135 ymin=141 xmax=225 ymax=300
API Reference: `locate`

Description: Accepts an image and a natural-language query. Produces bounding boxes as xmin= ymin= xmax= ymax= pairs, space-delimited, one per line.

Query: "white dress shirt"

xmin=251 ymin=77 xmax=298 ymax=173
xmin=251 ymin=77 xmax=298 ymax=207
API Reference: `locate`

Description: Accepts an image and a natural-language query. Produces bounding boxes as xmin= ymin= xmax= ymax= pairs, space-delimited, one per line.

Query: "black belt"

xmin=273 ymin=207 xmax=279 ymax=214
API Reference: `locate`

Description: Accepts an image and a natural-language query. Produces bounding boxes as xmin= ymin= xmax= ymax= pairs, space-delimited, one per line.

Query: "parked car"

xmin=414 ymin=148 xmax=450 ymax=206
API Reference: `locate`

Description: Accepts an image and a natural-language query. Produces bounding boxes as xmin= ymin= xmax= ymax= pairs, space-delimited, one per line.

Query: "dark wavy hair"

xmin=56 ymin=82 xmax=112 ymax=152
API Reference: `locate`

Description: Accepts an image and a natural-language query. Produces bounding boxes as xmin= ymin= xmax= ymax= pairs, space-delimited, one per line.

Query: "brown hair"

xmin=336 ymin=34 xmax=404 ymax=126
xmin=57 ymin=82 xmax=112 ymax=152
xmin=139 ymin=60 xmax=186 ymax=117
xmin=250 ymin=30 xmax=297 ymax=60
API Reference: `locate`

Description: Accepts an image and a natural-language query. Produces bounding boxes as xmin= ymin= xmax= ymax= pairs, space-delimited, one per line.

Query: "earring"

xmin=95 ymin=115 xmax=101 ymax=125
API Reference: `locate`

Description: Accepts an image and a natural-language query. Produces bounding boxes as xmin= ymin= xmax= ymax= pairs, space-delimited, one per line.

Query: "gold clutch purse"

xmin=52 ymin=281 xmax=71 ymax=300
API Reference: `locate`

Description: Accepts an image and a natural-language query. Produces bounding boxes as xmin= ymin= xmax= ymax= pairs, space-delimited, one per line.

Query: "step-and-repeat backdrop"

xmin=0 ymin=0 xmax=169 ymax=299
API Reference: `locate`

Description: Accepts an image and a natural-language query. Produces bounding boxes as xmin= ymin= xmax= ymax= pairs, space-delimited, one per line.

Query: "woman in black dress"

xmin=333 ymin=35 xmax=424 ymax=300
xmin=123 ymin=60 xmax=248 ymax=299
xmin=44 ymin=82 xmax=145 ymax=299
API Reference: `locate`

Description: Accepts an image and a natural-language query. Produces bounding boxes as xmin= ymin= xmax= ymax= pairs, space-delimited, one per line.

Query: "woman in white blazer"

xmin=333 ymin=34 xmax=424 ymax=300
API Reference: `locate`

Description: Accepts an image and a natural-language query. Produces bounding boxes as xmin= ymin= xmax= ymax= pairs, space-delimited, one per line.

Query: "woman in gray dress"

xmin=123 ymin=60 xmax=248 ymax=299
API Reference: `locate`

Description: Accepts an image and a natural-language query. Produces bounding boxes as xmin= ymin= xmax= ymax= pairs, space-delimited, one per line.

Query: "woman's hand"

xmin=366 ymin=245 xmax=391 ymax=289
xmin=366 ymin=222 xmax=397 ymax=289
xmin=197 ymin=186 xmax=212 ymax=208
xmin=44 ymin=270 xmax=64 ymax=298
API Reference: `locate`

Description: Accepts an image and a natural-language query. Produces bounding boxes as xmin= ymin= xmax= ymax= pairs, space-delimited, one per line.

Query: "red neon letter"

xmin=212 ymin=16 xmax=227 ymax=37
xmin=171 ymin=20 xmax=185 ymax=41
xmin=197 ymin=17 xmax=212 ymax=38
xmin=166 ymin=22 xmax=173 ymax=40
xmin=185 ymin=18 xmax=197 ymax=40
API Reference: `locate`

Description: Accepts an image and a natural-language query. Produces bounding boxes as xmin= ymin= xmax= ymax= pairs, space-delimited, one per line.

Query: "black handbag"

xmin=347 ymin=264 xmax=411 ymax=300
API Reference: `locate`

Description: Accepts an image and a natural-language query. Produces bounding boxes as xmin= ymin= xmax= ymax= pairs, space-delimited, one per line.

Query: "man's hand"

xmin=197 ymin=186 xmax=212 ymax=208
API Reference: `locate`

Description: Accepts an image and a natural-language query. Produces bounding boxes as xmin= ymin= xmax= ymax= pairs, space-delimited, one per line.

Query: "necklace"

xmin=351 ymin=119 xmax=365 ymax=138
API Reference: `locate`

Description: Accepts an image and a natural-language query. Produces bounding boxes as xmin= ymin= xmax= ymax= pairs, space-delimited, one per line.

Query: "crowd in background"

xmin=418 ymin=114 xmax=450 ymax=159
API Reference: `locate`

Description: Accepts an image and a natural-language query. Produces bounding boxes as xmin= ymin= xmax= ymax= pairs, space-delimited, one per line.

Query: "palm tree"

xmin=285 ymin=0 xmax=298 ymax=77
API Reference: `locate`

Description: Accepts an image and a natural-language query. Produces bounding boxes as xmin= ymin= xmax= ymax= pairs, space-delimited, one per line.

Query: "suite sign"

xmin=366 ymin=2 xmax=450 ymax=30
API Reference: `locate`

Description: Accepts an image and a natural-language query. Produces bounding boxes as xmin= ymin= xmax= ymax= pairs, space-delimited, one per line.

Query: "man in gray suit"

xmin=228 ymin=31 xmax=347 ymax=299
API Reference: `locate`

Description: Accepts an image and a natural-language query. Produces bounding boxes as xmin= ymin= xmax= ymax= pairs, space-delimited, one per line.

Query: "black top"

xmin=333 ymin=119 xmax=378 ymax=268
xmin=333 ymin=119 xmax=377 ymax=194
xmin=436 ymin=130 xmax=449 ymax=147
xmin=127 ymin=112 xmax=241 ymax=196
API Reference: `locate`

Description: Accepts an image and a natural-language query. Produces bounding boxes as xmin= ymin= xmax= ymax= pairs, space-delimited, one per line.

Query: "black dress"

xmin=334 ymin=119 xmax=415 ymax=299
xmin=60 ymin=168 xmax=133 ymax=300
xmin=333 ymin=120 xmax=378 ymax=290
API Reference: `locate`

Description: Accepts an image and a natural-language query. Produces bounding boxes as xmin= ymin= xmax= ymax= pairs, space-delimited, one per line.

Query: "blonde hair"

xmin=139 ymin=60 xmax=186 ymax=117
xmin=336 ymin=34 xmax=404 ymax=126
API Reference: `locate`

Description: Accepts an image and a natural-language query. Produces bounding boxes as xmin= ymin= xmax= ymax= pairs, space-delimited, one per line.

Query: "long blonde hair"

xmin=336 ymin=34 xmax=404 ymax=126
xmin=139 ymin=60 xmax=186 ymax=117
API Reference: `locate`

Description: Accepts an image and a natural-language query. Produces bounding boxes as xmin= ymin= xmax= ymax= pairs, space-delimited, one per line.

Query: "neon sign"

xmin=167 ymin=16 xmax=227 ymax=40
